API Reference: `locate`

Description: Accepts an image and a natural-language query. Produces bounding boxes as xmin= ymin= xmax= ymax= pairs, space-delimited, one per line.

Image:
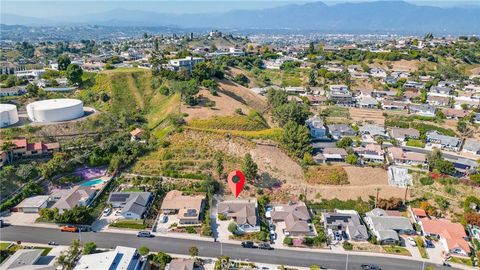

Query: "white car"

xmin=407 ymin=237 xmax=417 ymax=246
xmin=102 ymin=208 xmax=111 ymax=216
xmin=159 ymin=214 xmax=168 ymax=223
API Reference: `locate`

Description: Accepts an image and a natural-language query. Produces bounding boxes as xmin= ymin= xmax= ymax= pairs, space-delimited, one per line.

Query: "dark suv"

xmin=241 ymin=241 xmax=255 ymax=248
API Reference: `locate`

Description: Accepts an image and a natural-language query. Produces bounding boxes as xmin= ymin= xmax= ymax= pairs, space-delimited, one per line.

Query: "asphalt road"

xmin=0 ymin=225 xmax=453 ymax=270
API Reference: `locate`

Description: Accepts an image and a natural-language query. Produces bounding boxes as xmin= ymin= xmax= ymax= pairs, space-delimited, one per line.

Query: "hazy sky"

xmin=2 ymin=0 xmax=479 ymax=18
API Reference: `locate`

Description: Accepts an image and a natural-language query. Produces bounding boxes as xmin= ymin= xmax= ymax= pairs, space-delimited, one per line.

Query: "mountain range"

xmin=2 ymin=1 xmax=480 ymax=34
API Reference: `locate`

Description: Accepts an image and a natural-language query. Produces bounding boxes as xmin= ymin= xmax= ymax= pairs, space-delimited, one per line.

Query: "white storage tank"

xmin=0 ymin=104 xmax=19 ymax=128
xmin=26 ymin=98 xmax=84 ymax=122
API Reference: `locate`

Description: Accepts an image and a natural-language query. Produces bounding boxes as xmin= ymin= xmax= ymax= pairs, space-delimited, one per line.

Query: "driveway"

xmin=2 ymin=212 xmax=40 ymax=226
xmin=426 ymin=240 xmax=445 ymax=263
xmin=400 ymin=236 xmax=421 ymax=259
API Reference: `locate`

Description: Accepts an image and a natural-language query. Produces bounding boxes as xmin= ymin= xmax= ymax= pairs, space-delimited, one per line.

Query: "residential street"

xmin=0 ymin=225 xmax=455 ymax=270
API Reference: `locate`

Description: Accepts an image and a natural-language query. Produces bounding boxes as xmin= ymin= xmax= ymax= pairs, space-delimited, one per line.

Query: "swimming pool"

xmin=80 ymin=179 xmax=104 ymax=187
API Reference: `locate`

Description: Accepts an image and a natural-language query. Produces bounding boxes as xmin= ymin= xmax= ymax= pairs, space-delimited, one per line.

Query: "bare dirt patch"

xmin=250 ymin=144 xmax=304 ymax=187
xmin=216 ymin=79 xmax=267 ymax=112
xmin=390 ymin=60 xmax=420 ymax=72
xmin=349 ymin=108 xmax=385 ymax=125
xmin=305 ymin=166 xmax=349 ymax=185
xmin=344 ymin=167 xmax=387 ymax=185
xmin=182 ymin=89 xmax=252 ymax=121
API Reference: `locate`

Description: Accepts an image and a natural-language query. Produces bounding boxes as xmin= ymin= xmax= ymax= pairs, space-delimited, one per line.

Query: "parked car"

xmin=407 ymin=237 xmax=416 ymax=246
xmin=48 ymin=241 xmax=58 ymax=246
xmin=270 ymin=231 xmax=277 ymax=241
xmin=137 ymin=231 xmax=153 ymax=238
xmin=361 ymin=264 xmax=381 ymax=270
xmin=159 ymin=214 xmax=168 ymax=223
xmin=241 ymin=241 xmax=255 ymax=248
xmin=102 ymin=208 xmax=111 ymax=216
xmin=60 ymin=225 xmax=78 ymax=233
xmin=258 ymin=242 xmax=273 ymax=250
xmin=425 ymin=239 xmax=434 ymax=248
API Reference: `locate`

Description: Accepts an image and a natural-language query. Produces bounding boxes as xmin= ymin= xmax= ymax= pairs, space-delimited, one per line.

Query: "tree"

xmin=435 ymin=159 xmax=456 ymax=175
xmin=82 ymin=242 xmax=96 ymax=255
xmin=138 ymin=246 xmax=150 ymax=256
xmin=336 ymin=137 xmax=353 ymax=149
xmin=188 ymin=246 xmax=199 ymax=257
xmin=309 ymin=69 xmax=317 ymax=86
xmin=16 ymin=163 xmax=38 ymax=182
xmin=283 ymin=121 xmax=312 ymax=158
xmin=283 ymin=237 xmax=293 ymax=246
xmin=214 ymin=152 xmax=224 ymax=178
xmin=227 ymin=222 xmax=238 ymax=234
xmin=151 ymin=252 xmax=172 ymax=268
xmin=66 ymin=64 xmax=83 ymax=85
xmin=272 ymin=102 xmax=310 ymax=126
xmin=457 ymin=120 xmax=468 ymax=133
xmin=233 ymin=74 xmax=249 ymax=86
xmin=345 ymin=154 xmax=359 ymax=165
xmin=242 ymin=153 xmax=258 ymax=182
xmin=266 ymin=89 xmax=288 ymax=109
xmin=57 ymin=54 xmax=71 ymax=70
xmin=55 ymin=239 xmax=81 ymax=270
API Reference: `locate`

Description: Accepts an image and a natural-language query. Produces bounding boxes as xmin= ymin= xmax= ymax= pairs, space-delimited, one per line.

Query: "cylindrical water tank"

xmin=26 ymin=99 xmax=84 ymax=122
xmin=0 ymin=104 xmax=19 ymax=128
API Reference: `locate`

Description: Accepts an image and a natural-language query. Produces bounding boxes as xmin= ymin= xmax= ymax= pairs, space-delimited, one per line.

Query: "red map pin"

xmin=228 ymin=170 xmax=245 ymax=198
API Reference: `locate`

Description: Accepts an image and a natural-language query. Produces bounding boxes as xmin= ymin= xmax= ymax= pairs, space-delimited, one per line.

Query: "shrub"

xmin=185 ymin=226 xmax=196 ymax=234
xmin=218 ymin=213 xmax=227 ymax=221
xmin=342 ymin=241 xmax=353 ymax=250
xmin=228 ymin=222 xmax=238 ymax=234
xmin=420 ymin=177 xmax=434 ymax=185
xmin=256 ymin=231 xmax=268 ymax=242
xmin=283 ymin=237 xmax=293 ymax=246
xmin=470 ymin=174 xmax=480 ymax=184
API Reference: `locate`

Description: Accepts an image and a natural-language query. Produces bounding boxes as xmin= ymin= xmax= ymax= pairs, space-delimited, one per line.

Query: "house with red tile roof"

xmin=409 ymin=207 xmax=427 ymax=223
xmin=419 ymin=218 xmax=471 ymax=257
xmin=0 ymin=138 xmax=60 ymax=166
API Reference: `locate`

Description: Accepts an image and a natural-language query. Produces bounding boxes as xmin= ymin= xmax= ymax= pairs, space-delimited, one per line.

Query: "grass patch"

xmin=185 ymin=126 xmax=283 ymax=141
xmin=188 ymin=113 xmax=268 ymax=131
xmin=0 ymin=242 xmax=11 ymax=250
xmin=449 ymin=257 xmax=473 ymax=266
xmin=321 ymin=106 xmax=350 ymax=118
xmin=305 ymin=166 xmax=349 ymax=185
xmin=415 ymin=237 xmax=429 ymax=259
xmin=33 ymin=247 xmax=52 ymax=256
xmin=406 ymin=139 xmax=426 ymax=148
xmin=383 ymin=246 xmax=411 ymax=256
xmin=110 ymin=219 xmax=147 ymax=230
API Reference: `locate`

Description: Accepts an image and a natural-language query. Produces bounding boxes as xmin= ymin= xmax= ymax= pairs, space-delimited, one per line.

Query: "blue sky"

xmin=2 ymin=0 xmax=479 ymax=18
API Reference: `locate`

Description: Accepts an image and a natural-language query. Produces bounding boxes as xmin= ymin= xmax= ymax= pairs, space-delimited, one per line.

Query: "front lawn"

xmin=406 ymin=139 xmax=426 ymax=148
xmin=449 ymin=256 xmax=473 ymax=266
xmin=110 ymin=219 xmax=147 ymax=230
xmin=383 ymin=246 xmax=411 ymax=256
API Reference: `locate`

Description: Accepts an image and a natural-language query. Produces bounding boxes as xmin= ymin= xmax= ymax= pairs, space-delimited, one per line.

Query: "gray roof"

xmin=167 ymin=259 xmax=195 ymax=270
xmin=357 ymin=95 xmax=378 ymax=106
xmin=359 ymin=124 xmax=386 ymax=137
xmin=377 ymin=230 xmax=400 ymax=241
xmin=426 ymin=131 xmax=461 ymax=147
xmin=324 ymin=213 xmax=368 ymax=239
xmin=390 ymin=128 xmax=420 ymax=139
xmin=368 ymin=216 xmax=413 ymax=232
xmin=217 ymin=200 xmax=258 ymax=226
xmin=430 ymin=86 xmax=452 ymax=94
xmin=463 ymin=139 xmax=480 ymax=153
xmin=108 ymin=192 xmax=152 ymax=217
xmin=306 ymin=117 xmax=325 ymax=129
xmin=0 ymin=249 xmax=43 ymax=270
xmin=327 ymin=124 xmax=355 ymax=135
